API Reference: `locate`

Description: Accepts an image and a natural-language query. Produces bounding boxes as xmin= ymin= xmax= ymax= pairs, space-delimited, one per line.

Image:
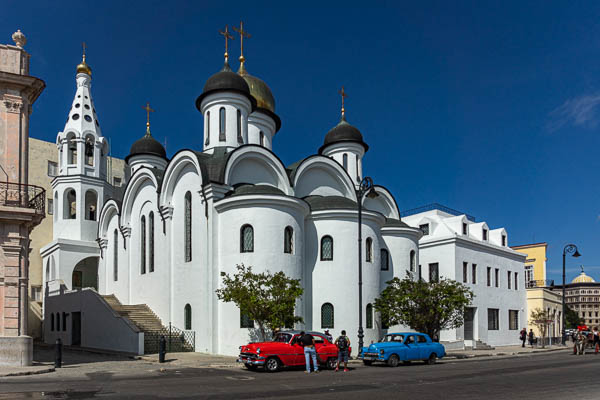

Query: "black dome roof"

xmin=125 ymin=133 xmax=167 ymax=163
xmin=195 ymin=62 xmax=255 ymax=111
xmin=319 ymin=117 xmax=369 ymax=154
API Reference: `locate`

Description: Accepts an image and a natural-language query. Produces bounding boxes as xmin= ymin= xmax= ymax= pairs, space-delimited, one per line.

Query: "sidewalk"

xmin=445 ymin=344 xmax=569 ymax=360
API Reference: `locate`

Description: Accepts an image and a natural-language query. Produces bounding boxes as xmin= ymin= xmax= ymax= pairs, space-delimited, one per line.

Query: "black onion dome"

xmin=195 ymin=62 xmax=256 ymax=111
xmin=319 ymin=117 xmax=369 ymax=154
xmin=125 ymin=133 xmax=167 ymax=163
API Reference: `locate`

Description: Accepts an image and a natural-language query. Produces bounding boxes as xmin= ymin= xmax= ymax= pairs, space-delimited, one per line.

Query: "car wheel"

xmin=426 ymin=353 xmax=437 ymax=365
xmin=387 ymin=354 xmax=400 ymax=367
xmin=244 ymin=364 xmax=258 ymax=371
xmin=363 ymin=360 xmax=373 ymax=366
xmin=264 ymin=357 xmax=281 ymax=372
xmin=327 ymin=357 xmax=338 ymax=370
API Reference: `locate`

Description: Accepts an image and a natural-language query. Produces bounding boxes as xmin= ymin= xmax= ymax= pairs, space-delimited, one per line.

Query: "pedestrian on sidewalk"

xmin=593 ymin=327 xmax=600 ymax=354
xmin=528 ymin=329 xmax=535 ymax=348
xmin=519 ymin=328 xmax=527 ymax=348
xmin=334 ymin=330 xmax=351 ymax=372
xmin=300 ymin=331 xmax=319 ymax=374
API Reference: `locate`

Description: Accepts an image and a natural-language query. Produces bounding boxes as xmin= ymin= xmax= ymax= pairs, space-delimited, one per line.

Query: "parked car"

xmin=359 ymin=332 xmax=445 ymax=367
xmin=238 ymin=330 xmax=350 ymax=372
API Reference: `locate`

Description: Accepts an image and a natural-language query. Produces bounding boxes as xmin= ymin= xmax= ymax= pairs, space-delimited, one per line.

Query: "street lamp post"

xmin=562 ymin=244 xmax=581 ymax=345
xmin=356 ymin=176 xmax=378 ymax=353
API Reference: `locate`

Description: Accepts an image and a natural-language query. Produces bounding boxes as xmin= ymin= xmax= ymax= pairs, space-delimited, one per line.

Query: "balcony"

xmin=0 ymin=181 xmax=45 ymax=214
xmin=526 ymin=279 xmax=555 ymax=288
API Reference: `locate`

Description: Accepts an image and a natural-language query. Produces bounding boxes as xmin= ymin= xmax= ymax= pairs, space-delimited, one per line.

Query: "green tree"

xmin=215 ymin=264 xmax=304 ymax=340
xmin=529 ymin=308 xmax=550 ymax=348
xmin=565 ymin=305 xmax=583 ymax=329
xmin=374 ymin=274 xmax=474 ymax=339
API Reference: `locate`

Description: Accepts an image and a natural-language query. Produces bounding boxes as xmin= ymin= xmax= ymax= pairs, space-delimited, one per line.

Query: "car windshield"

xmin=382 ymin=334 xmax=404 ymax=343
xmin=273 ymin=333 xmax=292 ymax=343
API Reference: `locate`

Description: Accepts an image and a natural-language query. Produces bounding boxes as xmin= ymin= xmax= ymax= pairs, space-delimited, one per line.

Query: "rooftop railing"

xmin=526 ymin=279 xmax=555 ymax=288
xmin=0 ymin=181 xmax=45 ymax=214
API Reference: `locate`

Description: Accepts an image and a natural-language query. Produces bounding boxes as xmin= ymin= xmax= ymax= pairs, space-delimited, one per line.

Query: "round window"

xmin=72 ymin=113 xmax=80 ymax=120
xmin=75 ymin=103 xmax=80 ymax=108
xmin=84 ymin=96 xmax=88 ymax=99
xmin=84 ymin=104 xmax=90 ymax=110
xmin=84 ymin=115 xmax=92 ymax=122
xmin=77 ymin=95 xmax=81 ymax=98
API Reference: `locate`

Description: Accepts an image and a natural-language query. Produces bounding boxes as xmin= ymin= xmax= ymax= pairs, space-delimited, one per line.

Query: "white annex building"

xmin=41 ymin=43 xmax=526 ymax=355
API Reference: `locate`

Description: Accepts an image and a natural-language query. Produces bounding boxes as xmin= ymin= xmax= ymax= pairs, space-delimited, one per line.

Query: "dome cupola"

xmin=572 ymin=266 xmax=596 ymax=284
xmin=125 ymin=103 xmax=167 ymax=173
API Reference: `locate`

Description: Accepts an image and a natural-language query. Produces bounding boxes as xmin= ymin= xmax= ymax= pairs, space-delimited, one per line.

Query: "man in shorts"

xmin=335 ymin=330 xmax=350 ymax=372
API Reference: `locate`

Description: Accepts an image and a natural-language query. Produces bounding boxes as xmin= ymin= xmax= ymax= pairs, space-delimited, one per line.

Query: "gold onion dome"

xmin=572 ymin=271 xmax=595 ymax=284
xmin=76 ymin=56 xmax=92 ymax=76
xmin=238 ymin=64 xmax=275 ymax=113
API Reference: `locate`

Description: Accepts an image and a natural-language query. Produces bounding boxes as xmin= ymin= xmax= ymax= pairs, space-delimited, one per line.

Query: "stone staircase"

xmin=102 ymin=294 xmax=165 ymax=331
xmin=472 ymin=340 xmax=494 ymax=350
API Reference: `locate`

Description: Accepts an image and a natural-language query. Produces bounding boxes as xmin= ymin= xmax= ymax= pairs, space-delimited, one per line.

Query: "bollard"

xmin=55 ymin=338 xmax=62 ymax=368
xmin=159 ymin=335 xmax=166 ymax=363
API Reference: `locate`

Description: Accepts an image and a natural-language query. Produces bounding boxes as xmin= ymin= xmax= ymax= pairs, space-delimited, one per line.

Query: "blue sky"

xmin=3 ymin=1 xmax=599 ymax=283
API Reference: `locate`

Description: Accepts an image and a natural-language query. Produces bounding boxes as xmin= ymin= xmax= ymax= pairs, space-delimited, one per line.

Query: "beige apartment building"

xmin=27 ymin=137 xmax=125 ymax=338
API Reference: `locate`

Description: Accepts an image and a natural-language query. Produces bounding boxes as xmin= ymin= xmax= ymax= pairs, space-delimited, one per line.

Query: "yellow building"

xmin=511 ymin=242 xmax=548 ymax=287
xmin=526 ymin=287 xmax=562 ymax=339
xmin=27 ymin=137 xmax=125 ymax=338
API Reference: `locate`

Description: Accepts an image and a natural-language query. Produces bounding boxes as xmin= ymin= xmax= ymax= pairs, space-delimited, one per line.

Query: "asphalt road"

xmin=1 ymin=351 xmax=597 ymax=399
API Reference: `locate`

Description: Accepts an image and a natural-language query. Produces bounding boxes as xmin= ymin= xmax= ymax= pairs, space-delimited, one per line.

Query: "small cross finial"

xmin=219 ymin=25 xmax=234 ymax=63
xmin=338 ymin=86 xmax=348 ymax=118
xmin=82 ymin=42 xmax=87 ymax=61
xmin=142 ymin=102 xmax=155 ymax=135
xmin=233 ymin=21 xmax=251 ymax=66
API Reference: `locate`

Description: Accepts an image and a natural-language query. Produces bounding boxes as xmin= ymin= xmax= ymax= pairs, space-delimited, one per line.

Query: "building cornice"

xmin=215 ymin=194 xmax=310 ymax=215
xmin=307 ymin=209 xmax=386 ymax=225
xmin=420 ymin=234 xmax=527 ymax=261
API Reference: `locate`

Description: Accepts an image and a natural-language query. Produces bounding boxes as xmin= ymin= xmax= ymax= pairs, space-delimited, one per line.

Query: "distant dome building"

xmin=554 ymin=267 xmax=600 ymax=327
xmin=572 ymin=270 xmax=596 ymax=284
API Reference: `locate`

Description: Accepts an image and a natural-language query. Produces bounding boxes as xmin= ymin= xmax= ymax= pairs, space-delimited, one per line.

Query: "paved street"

xmin=1 ymin=350 xmax=598 ymax=399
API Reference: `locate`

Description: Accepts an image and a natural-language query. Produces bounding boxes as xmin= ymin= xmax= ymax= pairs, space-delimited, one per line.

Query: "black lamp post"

xmin=356 ymin=176 xmax=378 ymax=353
xmin=562 ymin=244 xmax=581 ymax=345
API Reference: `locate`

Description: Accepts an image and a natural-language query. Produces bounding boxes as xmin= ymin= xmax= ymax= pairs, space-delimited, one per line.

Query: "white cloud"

xmin=547 ymin=92 xmax=600 ymax=132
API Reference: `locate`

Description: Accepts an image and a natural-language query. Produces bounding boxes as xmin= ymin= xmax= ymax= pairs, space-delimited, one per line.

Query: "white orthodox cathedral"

xmin=41 ymin=37 xmax=525 ymax=356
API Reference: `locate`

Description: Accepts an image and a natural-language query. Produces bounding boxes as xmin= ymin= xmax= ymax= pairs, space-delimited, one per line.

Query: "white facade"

xmin=402 ymin=208 xmax=527 ymax=347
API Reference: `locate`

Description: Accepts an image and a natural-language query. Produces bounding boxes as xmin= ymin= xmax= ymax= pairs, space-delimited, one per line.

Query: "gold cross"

xmin=82 ymin=42 xmax=87 ymax=61
xmin=338 ymin=86 xmax=348 ymax=117
xmin=142 ymin=102 xmax=155 ymax=129
xmin=233 ymin=21 xmax=251 ymax=63
xmin=219 ymin=25 xmax=234 ymax=62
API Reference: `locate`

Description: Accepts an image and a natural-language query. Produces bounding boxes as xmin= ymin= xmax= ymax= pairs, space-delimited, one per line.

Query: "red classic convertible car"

xmin=238 ymin=330 xmax=349 ymax=372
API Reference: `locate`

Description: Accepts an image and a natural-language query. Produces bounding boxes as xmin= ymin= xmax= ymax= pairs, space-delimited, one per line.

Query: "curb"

xmin=446 ymin=347 xmax=569 ymax=360
xmin=1 ymin=367 xmax=55 ymax=377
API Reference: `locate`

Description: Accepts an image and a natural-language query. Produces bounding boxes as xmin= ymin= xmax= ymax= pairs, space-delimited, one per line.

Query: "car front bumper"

xmin=358 ymin=352 xmax=384 ymax=361
xmin=237 ymin=355 xmax=266 ymax=366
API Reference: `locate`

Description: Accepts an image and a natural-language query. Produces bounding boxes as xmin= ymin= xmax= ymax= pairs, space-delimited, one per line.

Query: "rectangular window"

xmin=508 ymin=271 xmax=511 ymax=289
xmin=48 ymin=199 xmax=53 ymax=215
xmin=514 ymin=272 xmax=518 ymax=290
xmin=113 ymin=177 xmax=122 ymax=187
xmin=488 ymin=308 xmax=499 ymax=330
xmin=482 ymin=229 xmax=488 ymax=241
xmin=47 ymin=161 xmax=58 ymax=177
xmin=525 ymin=265 xmax=533 ymax=287
xmin=472 ymin=264 xmax=477 ymax=284
xmin=419 ymin=224 xmax=429 ymax=236
xmin=462 ymin=223 xmax=468 ymax=235
xmin=463 ymin=262 xmax=468 ymax=283
xmin=502 ymin=235 xmax=506 ymax=246
xmin=240 ymin=312 xmax=254 ymax=328
xmin=509 ymin=310 xmax=519 ymax=330
xmin=30 ymin=286 xmax=42 ymax=302
xmin=495 ymin=268 xmax=499 ymax=287
xmin=429 ymin=263 xmax=439 ymax=283
xmin=418 ymin=265 xmax=422 ymax=281
xmin=487 ymin=267 xmax=491 ymax=287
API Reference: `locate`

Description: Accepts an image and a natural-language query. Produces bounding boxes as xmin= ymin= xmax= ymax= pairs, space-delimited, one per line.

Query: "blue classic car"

xmin=359 ymin=332 xmax=445 ymax=367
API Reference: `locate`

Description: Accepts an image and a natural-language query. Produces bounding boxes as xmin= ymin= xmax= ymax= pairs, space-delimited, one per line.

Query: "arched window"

xmin=56 ymin=312 xmax=61 ymax=332
xmin=184 ymin=304 xmax=192 ymax=330
xmin=380 ymin=248 xmax=389 ymax=271
xmin=64 ymin=189 xmax=76 ymax=219
xmin=241 ymin=224 xmax=254 ymax=253
xmin=410 ymin=250 xmax=416 ymax=273
xmin=205 ymin=111 xmax=210 ymax=145
xmin=51 ymin=313 xmax=54 ymax=331
xmin=366 ymin=237 xmax=373 ymax=262
xmin=149 ymin=212 xmax=154 ymax=273
xmin=260 ymin=131 xmax=265 ymax=147
xmin=84 ymin=136 xmax=94 ymax=166
xmin=113 ymin=229 xmax=119 ymax=281
xmin=140 ymin=215 xmax=146 ymax=274
xmin=62 ymin=312 xmax=67 ymax=331
xmin=184 ymin=192 xmax=192 ymax=262
xmin=53 ymin=191 xmax=58 ymax=221
xmin=343 ymin=153 xmax=348 ymax=170
xmin=219 ymin=107 xmax=226 ymax=141
xmin=237 ymin=109 xmax=243 ymax=144
xmin=284 ymin=226 xmax=293 ymax=254
xmin=321 ymin=236 xmax=333 ymax=261
xmin=84 ymin=190 xmax=97 ymax=221
xmin=68 ymin=137 xmax=77 ymax=164
xmin=366 ymin=303 xmax=373 ymax=329
xmin=321 ymin=303 xmax=334 ymax=328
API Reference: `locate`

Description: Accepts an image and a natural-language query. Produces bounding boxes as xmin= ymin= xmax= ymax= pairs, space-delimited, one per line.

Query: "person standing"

xmin=593 ymin=327 xmax=600 ymax=354
xmin=324 ymin=330 xmax=333 ymax=343
xmin=335 ymin=330 xmax=351 ymax=372
xmin=528 ymin=329 xmax=535 ymax=348
xmin=519 ymin=328 xmax=527 ymax=348
xmin=300 ymin=331 xmax=319 ymax=374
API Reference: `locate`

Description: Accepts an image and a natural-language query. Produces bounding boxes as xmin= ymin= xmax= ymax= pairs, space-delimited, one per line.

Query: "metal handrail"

xmin=0 ymin=181 xmax=45 ymax=214
xmin=526 ymin=279 xmax=555 ymax=288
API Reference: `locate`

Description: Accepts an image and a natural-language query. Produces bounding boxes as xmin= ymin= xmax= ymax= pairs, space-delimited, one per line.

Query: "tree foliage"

xmin=215 ymin=264 xmax=304 ymax=340
xmin=565 ymin=305 xmax=583 ymax=329
xmin=529 ymin=308 xmax=550 ymax=348
xmin=374 ymin=274 xmax=474 ymax=339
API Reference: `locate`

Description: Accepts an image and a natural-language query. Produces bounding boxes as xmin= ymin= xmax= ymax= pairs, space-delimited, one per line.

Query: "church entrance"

xmin=72 ymin=256 xmax=98 ymax=290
